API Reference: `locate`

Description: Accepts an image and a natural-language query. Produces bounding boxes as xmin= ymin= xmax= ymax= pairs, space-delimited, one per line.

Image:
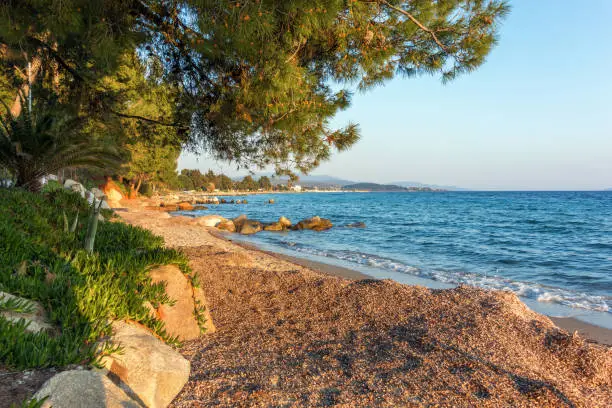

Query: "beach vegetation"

xmin=0 ymin=99 xmax=121 ymax=192
xmin=0 ymin=188 xmax=202 ymax=369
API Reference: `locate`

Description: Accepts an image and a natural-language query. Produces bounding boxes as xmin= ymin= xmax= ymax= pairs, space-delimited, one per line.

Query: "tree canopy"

xmin=1 ymin=0 xmax=509 ymax=176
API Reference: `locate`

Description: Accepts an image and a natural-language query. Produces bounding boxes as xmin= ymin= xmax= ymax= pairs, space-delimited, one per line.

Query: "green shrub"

xmin=40 ymin=180 xmax=62 ymax=193
xmin=0 ymin=188 xmax=201 ymax=369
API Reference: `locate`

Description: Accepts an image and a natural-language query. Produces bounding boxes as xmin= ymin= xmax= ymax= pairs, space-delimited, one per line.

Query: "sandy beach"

xmin=119 ymin=205 xmax=612 ymax=407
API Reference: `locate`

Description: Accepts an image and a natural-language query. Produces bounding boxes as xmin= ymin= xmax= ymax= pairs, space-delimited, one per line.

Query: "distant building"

xmin=291 ymin=185 xmax=302 ymax=192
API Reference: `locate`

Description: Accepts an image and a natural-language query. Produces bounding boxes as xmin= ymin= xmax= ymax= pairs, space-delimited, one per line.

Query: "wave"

xmin=275 ymin=241 xmax=611 ymax=314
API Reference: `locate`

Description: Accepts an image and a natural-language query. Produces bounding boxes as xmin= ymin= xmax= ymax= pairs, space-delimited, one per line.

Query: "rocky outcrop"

xmin=101 ymin=321 xmax=190 ymax=408
xmin=232 ymin=214 xmax=248 ymax=230
xmin=279 ymin=216 xmax=292 ymax=228
xmin=239 ymin=220 xmax=262 ymax=235
xmin=34 ymin=370 xmax=139 ymax=408
xmin=292 ymin=216 xmax=333 ymax=231
xmin=149 ymin=265 xmax=214 ymax=340
xmin=100 ymin=178 xmax=124 ymax=203
xmin=177 ymin=202 xmax=194 ymax=211
xmin=216 ymin=219 xmax=236 ymax=232
xmin=263 ymin=222 xmax=284 ymax=232
xmin=0 ymin=291 xmax=54 ymax=334
xmin=63 ymin=179 xmax=87 ymax=198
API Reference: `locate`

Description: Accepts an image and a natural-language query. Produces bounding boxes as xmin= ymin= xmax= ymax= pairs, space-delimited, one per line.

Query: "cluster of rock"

xmin=63 ymin=179 xmax=111 ymax=210
xmin=14 ymin=265 xmax=215 ymax=408
xmin=191 ymin=214 xmax=333 ymax=235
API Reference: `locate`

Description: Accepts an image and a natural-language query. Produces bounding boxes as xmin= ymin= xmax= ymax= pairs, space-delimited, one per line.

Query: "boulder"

xmin=100 ymin=178 xmax=124 ymax=203
xmin=0 ymin=291 xmax=54 ymax=334
xmin=268 ymin=199 xmax=275 ymax=204
xmin=232 ymin=214 xmax=248 ymax=229
xmin=292 ymin=216 xmax=333 ymax=231
xmin=34 ymin=370 xmax=139 ymax=408
xmin=101 ymin=321 xmax=190 ymax=408
xmin=220 ymin=199 xmax=227 ymax=204
xmin=177 ymin=201 xmax=194 ymax=211
xmin=239 ymin=220 xmax=262 ymax=235
xmin=90 ymin=187 xmax=106 ymax=199
xmin=242 ymin=199 xmax=248 ymax=204
xmin=235 ymin=200 xmax=242 ymax=204
xmin=263 ymin=222 xmax=284 ymax=232
xmin=279 ymin=216 xmax=292 ymax=228
xmin=216 ymin=219 xmax=236 ymax=233
xmin=64 ymin=179 xmax=86 ymax=198
xmin=193 ymin=215 xmax=226 ymax=227
xmin=149 ymin=265 xmax=214 ymax=339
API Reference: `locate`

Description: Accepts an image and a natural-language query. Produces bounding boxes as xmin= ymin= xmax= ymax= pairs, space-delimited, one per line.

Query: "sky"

xmin=179 ymin=0 xmax=612 ymax=191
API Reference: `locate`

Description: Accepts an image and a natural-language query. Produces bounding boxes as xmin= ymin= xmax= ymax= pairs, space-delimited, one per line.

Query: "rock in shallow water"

xmin=240 ymin=220 xmax=263 ymax=235
xmin=292 ymin=216 xmax=333 ymax=231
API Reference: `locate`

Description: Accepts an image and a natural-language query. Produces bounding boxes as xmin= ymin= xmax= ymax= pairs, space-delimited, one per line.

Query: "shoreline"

xmin=118 ymin=204 xmax=612 ymax=406
xmin=217 ymin=233 xmax=612 ymax=346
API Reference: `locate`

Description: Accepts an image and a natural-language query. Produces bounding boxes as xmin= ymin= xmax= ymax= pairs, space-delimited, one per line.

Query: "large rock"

xmin=90 ymin=187 xmax=106 ymax=200
xmin=292 ymin=216 xmax=333 ymax=231
xmin=177 ymin=201 xmax=194 ymax=211
xmin=232 ymin=214 xmax=248 ymax=229
xmin=34 ymin=370 xmax=139 ymax=408
xmin=101 ymin=321 xmax=190 ymax=408
xmin=279 ymin=216 xmax=292 ymax=228
xmin=263 ymin=222 xmax=284 ymax=232
xmin=193 ymin=215 xmax=226 ymax=227
xmin=0 ymin=291 xmax=54 ymax=334
xmin=149 ymin=265 xmax=214 ymax=340
xmin=239 ymin=220 xmax=262 ymax=235
xmin=216 ymin=219 xmax=236 ymax=232
xmin=64 ymin=179 xmax=86 ymax=198
xmin=100 ymin=178 xmax=124 ymax=203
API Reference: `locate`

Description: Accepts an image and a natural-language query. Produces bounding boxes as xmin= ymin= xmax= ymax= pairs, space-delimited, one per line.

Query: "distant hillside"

xmin=392 ymin=181 xmax=468 ymax=191
xmin=235 ymin=173 xmax=356 ymax=187
xmin=343 ymin=183 xmax=445 ymax=192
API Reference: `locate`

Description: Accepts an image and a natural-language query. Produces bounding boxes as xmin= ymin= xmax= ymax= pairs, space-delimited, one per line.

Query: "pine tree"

xmin=1 ymin=1 xmax=510 ymax=176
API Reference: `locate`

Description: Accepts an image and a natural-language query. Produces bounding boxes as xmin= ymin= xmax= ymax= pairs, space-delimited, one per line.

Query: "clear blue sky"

xmin=179 ymin=0 xmax=612 ymax=191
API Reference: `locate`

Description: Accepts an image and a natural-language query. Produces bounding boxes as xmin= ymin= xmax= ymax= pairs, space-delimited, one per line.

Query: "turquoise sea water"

xmin=182 ymin=191 xmax=612 ymax=328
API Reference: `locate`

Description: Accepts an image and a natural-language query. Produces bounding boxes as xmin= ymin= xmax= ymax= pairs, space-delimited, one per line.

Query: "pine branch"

xmin=378 ymin=0 xmax=450 ymax=54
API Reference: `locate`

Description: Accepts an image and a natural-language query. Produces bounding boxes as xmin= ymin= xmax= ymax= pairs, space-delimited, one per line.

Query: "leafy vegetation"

xmin=0 ymin=188 xmax=201 ymax=369
xmin=1 ymin=0 xmax=509 ymax=177
xmin=0 ymin=100 xmax=121 ymax=192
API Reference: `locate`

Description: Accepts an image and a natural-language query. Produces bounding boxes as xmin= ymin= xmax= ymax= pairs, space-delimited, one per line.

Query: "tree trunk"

xmin=10 ymin=56 xmax=42 ymax=117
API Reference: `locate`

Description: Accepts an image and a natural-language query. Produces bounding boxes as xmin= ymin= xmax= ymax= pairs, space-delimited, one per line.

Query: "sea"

xmin=181 ymin=191 xmax=612 ymax=329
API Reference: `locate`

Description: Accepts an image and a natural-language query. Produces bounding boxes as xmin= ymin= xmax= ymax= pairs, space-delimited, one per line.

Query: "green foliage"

xmin=10 ymin=396 xmax=48 ymax=408
xmin=0 ymin=100 xmax=121 ymax=192
xmin=40 ymin=180 xmax=62 ymax=194
xmin=0 ymin=295 xmax=36 ymax=314
xmin=0 ymin=189 xmax=195 ymax=369
xmin=1 ymin=0 xmax=509 ymax=176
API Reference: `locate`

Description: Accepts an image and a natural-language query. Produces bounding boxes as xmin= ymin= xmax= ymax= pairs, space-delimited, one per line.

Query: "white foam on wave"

xmin=277 ymin=241 xmax=611 ymax=314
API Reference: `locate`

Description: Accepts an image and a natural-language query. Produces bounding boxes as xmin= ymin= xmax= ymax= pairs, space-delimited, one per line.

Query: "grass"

xmin=0 ymin=188 xmax=204 ymax=370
